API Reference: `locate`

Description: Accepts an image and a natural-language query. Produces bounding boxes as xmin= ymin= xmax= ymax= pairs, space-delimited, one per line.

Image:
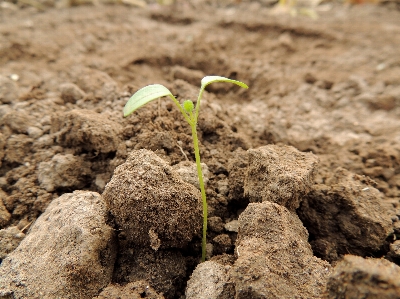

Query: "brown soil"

xmin=1 ymin=1 xmax=400 ymax=298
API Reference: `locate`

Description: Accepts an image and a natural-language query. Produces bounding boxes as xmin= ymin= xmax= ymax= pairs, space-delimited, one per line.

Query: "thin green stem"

xmin=173 ymin=100 xmax=207 ymax=262
xmin=190 ymin=120 xmax=208 ymax=262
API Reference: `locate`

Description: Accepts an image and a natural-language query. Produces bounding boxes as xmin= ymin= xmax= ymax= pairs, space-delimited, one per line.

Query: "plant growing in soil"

xmin=123 ymin=76 xmax=248 ymax=262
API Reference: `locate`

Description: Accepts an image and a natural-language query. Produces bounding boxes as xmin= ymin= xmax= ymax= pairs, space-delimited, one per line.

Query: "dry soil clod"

xmin=0 ymin=75 xmax=19 ymax=104
xmin=172 ymin=160 xmax=210 ymax=190
xmin=37 ymin=153 xmax=92 ymax=192
xmin=298 ymin=167 xmax=394 ymax=262
xmin=51 ymin=109 xmax=123 ymax=154
xmin=326 ymin=255 xmax=400 ymax=299
xmin=103 ymin=149 xmax=203 ymax=250
xmin=113 ymin=248 xmax=187 ymax=298
xmin=230 ymin=201 xmax=331 ymax=299
xmin=186 ymin=261 xmax=235 ymax=299
xmin=1 ymin=110 xmax=39 ymax=134
xmin=244 ymin=144 xmax=319 ymax=211
xmin=0 ymin=191 xmax=116 ymax=299
xmin=59 ymin=82 xmax=87 ymax=104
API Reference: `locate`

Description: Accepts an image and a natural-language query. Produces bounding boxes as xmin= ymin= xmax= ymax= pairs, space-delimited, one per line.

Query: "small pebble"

xmin=224 ymin=220 xmax=239 ymax=233
xmin=27 ymin=126 xmax=44 ymax=139
xmin=10 ymin=74 xmax=19 ymax=81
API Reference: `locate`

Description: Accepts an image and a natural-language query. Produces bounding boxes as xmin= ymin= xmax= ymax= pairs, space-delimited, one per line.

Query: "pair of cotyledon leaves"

xmin=123 ymin=76 xmax=248 ymax=117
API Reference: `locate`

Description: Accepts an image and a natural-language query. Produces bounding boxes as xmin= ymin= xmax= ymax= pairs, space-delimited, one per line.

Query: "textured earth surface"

xmin=1 ymin=0 xmax=400 ymax=298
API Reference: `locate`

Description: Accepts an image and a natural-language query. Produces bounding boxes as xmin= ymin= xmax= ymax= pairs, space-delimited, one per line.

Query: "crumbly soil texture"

xmin=1 ymin=1 xmax=400 ymax=298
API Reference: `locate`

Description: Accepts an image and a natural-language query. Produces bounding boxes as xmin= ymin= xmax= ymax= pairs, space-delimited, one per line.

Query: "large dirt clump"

xmin=229 ymin=201 xmax=331 ymax=299
xmin=186 ymin=260 xmax=234 ymax=299
xmin=37 ymin=153 xmax=92 ymax=192
xmin=103 ymin=149 xmax=203 ymax=250
xmin=298 ymin=167 xmax=394 ymax=262
xmin=0 ymin=191 xmax=116 ymax=299
xmin=51 ymin=109 xmax=123 ymax=154
xmin=244 ymin=144 xmax=319 ymax=211
xmin=113 ymin=248 xmax=187 ymax=298
xmin=326 ymin=255 xmax=400 ymax=299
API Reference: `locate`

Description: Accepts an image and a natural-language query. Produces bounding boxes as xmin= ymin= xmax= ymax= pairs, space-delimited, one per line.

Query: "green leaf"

xmin=123 ymin=84 xmax=173 ymax=117
xmin=201 ymin=76 xmax=249 ymax=90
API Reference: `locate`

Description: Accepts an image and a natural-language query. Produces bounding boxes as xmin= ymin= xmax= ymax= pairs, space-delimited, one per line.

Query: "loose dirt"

xmin=1 ymin=1 xmax=400 ymax=298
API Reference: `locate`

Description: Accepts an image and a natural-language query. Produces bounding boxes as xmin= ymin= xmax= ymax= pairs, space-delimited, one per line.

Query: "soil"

xmin=1 ymin=0 xmax=400 ymax=298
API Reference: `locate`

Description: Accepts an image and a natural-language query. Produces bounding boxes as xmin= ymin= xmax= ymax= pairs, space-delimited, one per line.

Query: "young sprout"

xmin=123 ymin=76 xmax=248 ymax=262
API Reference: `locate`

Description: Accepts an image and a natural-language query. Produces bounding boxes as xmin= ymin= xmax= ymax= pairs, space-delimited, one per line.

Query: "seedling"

xmin=123 ymin=76 xmax=248 ymax=262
